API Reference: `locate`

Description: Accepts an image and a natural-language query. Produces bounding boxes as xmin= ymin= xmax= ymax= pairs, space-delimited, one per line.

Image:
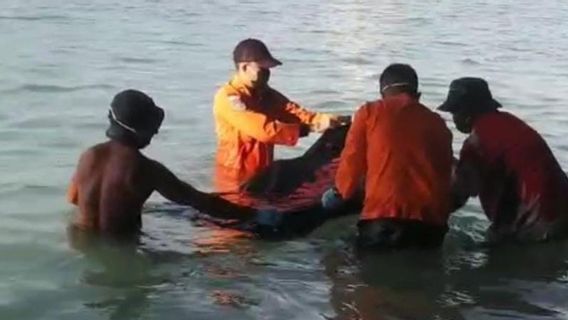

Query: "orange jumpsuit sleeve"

xmin=272 ymin=90 xmax=329 ymax=127
xmin=215 ymin=91 xmax=300 ymax=146
xmin=335 ymin=104 xmax=368 ymax=199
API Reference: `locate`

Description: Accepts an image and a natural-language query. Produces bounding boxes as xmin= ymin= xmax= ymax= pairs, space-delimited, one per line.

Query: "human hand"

xmin=332 ymin=115 xmax=352 ymax=126
xmin=312 ymin=114 xmax=352 ymax=133
xmin=321 ymin=187 xmax=345 ymax=211
xmin=299 ymin=124 xmax=311 ymax=137
xmin=255 ymin=208 xmax=283 ymax=228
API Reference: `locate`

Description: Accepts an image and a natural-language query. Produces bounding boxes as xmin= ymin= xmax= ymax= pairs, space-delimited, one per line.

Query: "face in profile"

xmin=239 ymin=62 xmax=271 ymax=89
xmin=135 ymin=131 xmax=155 ymax=149
xmin=452 ymin=111 xmax=473 ymax=134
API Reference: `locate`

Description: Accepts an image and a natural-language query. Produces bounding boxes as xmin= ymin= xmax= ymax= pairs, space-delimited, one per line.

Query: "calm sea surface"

xmin=1 ymin=0 xmax=568 ymax=319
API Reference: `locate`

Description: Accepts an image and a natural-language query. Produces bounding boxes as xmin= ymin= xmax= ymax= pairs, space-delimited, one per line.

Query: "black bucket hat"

xmin=438 ymin=77 xmax=501 ymax=113
xmin=109 ymin=89 xmax=164 ymax=135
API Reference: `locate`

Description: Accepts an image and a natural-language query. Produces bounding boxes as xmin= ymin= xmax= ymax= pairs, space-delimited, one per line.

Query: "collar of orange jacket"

xmin=229 ymin=74 xmax=272 ymax=99
xmin=381 ymin=93 xmax=419 ymax=106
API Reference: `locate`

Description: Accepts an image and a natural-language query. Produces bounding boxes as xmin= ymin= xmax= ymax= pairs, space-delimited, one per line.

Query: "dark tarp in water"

xmin=192 ymin=125 xmax=361 ymax=238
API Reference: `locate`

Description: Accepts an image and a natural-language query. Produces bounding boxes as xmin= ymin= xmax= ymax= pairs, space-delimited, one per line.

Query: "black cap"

xmin=233 ymin=38 xmax=282 ymax=68
xmin=110 ymin=89 xmax=164 ymax=134
xmin=438 ymin=77 xmax=501 ymax=113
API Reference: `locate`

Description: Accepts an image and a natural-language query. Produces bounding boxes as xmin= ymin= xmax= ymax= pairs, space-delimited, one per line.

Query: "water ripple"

xmin=2 ymin=84 xmax=114 ymax=94
xmin=0 ymin=15 xmax=70 ymax=22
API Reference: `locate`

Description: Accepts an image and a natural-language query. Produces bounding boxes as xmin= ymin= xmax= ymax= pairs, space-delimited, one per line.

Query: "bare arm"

xmin=451 ymin=141 xmax=481 ymax=212
xmin=149 ymin=160 xmax=253 ymax=219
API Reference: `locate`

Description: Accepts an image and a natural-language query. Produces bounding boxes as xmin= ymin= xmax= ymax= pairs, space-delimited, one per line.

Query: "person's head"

xmin=379 ymin=63 xmax=420 ymax=99
xmin=438 ymin=77 xmax=501 ymax=133
xmin=106 ymin=89 xmax=164 ymax=149
xmin=233 ymin=38 xmax=282 ymax=89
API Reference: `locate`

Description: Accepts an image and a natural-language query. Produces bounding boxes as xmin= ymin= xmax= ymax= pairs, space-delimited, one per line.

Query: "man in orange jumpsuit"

xmin=321 ymin=64 xmax=454 ymax=249
xmin=213 ymin=38 xmax=346 ymax=192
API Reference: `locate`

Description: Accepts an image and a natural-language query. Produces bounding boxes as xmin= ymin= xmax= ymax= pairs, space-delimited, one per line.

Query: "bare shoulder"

xmin=77 ymin=142 xmax=109 ymax=168
xmin=76 ymin=141 xmax=143 ymax=174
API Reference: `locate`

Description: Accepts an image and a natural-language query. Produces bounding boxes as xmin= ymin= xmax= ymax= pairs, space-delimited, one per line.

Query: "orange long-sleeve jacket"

xmin=213 ymin=75 xmax=331 ymax=191
xmin=335 ymin=94 xmax=453 ymax=226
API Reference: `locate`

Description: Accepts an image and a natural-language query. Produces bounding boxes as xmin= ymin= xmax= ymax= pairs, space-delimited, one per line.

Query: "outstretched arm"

xmin=273 ymin=89 xmax=349 ymax=133
xmin=215 ymin=92 xmax=300 ymax=145
xmin=149 ymin=160 xmax=254 ymax=219
xmin=451 ymin=139 xmax=482 ymax=212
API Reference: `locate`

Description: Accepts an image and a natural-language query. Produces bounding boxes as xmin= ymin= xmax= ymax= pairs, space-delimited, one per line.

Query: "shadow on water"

xmin=321 ymin=227 xmax=568 ymax=320
xmin=67 ymin=226 xmax=171 ymax=320
xmin=65 ymin=203 xmax=260 ymax=320
xmin=66 ymin=202 xmax=568 ymax=319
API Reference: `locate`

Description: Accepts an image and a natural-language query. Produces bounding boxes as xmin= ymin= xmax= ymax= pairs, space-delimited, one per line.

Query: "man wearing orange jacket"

xmin=213 ymin=38 xmax=345 ymax=191
xmin=321 ymin=64 xmax=454 ymax=249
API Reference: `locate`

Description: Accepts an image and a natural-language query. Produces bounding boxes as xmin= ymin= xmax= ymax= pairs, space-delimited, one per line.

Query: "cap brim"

xmin=437 ymin=101 xmax=457 ymax=112
xmin=257 ymin=57 xmax=282 ymax=68
xmin=491 ymin=99 xmax=502 ymax=109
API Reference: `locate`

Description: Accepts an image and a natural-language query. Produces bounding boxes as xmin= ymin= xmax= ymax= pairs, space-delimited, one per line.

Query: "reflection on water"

xmin=65 ymin=207 xmax=266 ymax=319
xmin=16 ymin=205 xmax=566 ymax=320
xmin=67 ymin=226 xmax=171 ymax=320
xmin=322 ymin=233 xmax=568 ymax=320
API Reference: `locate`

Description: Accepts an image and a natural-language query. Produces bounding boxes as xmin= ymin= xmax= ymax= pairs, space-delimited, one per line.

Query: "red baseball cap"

xmin=233 ymin=38 xmax=282 ymax=68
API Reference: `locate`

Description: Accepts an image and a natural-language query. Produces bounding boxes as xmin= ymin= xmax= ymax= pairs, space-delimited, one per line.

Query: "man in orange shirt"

xmin=321 ymin=64 xmax=454 ymax=249
xmin=213 ymin=38 xmax=347 ymax=192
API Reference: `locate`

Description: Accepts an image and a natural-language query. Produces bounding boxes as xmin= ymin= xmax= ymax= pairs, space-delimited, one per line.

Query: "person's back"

xmin=70 ymin=141 xmax=153 ymax=233
xmin=459 ymin=110 xmax=568 ymax=239
xmin=358 ymin=95 xmax=453 ymax=225
xmin=322 ymin=64 xmax=453 ymax=249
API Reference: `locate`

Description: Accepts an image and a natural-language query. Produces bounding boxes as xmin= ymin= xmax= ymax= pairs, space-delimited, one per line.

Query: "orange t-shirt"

xmin=336 ymin=94 xmax=453 ymax=226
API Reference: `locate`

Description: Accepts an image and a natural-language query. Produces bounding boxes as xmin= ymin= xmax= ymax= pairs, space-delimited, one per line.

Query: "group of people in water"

xmin=67 ymin=38 xmax=568 ymax=249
